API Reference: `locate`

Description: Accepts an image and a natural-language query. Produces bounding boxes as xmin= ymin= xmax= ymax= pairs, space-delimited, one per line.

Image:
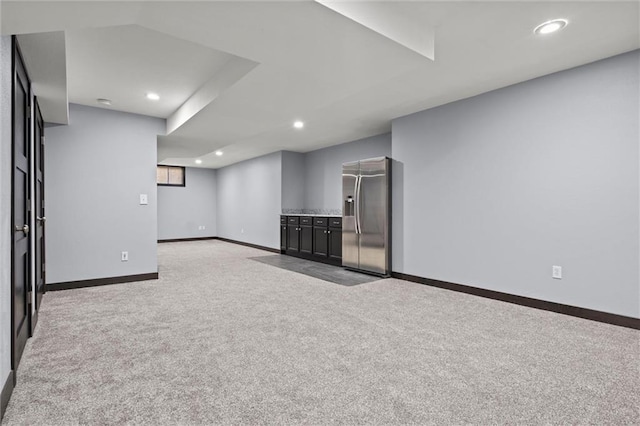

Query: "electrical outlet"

xmin=121 ymin=251 xmax=129 ymax=262
xmin=241 ymin=228 xmax=244 ymax=234
xmin=139 ymin=194 xmax=148 ymax=205
xmin=199 ymin=225 xmax=205 ymax=230
xmin=552 ymin=265 xmax=562 ymax=279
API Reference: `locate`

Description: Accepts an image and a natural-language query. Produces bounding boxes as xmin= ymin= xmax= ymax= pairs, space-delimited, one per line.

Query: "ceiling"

xmin=2 ymin=1 xmax=639 ymax=169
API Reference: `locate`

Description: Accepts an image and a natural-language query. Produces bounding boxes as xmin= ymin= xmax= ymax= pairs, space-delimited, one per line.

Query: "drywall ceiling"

xmin=66 ymin=24 xmax=243 ymax=119
xmin=2 ymin=1 xmax=639 ymax=169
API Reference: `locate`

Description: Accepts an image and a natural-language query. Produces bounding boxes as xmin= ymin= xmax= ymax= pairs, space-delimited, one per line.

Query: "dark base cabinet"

xmin=287 ymin=225 xmax=299 ymax=251
xmin=313 ymin=227 xmax=328 ymax=257
xmin=280 ymin=218 xmax=287 ymax=251
xmin=328 ymin=228 xmax=342 ymax=260
xmin=299 ymin=217 xmax=313 ymax=255
xmin=281 ymin=215 xmax=342 ymax=266
xmin=300 ymin=225 xmax=313 ymax=254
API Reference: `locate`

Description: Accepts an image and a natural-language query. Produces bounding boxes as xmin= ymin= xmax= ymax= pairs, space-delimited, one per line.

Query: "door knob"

xmin=37 ymin=216 xmax=46 ymax=222
xmin=15 ymin=224 xmax=29 ymax=234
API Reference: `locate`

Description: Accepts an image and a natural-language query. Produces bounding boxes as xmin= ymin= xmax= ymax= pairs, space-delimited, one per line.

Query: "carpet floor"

xmin=3 ymin=240 xmax=639 ymax=425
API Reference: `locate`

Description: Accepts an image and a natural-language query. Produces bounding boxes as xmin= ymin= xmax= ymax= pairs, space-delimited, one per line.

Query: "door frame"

xmin=31 ymin=98 xmax=45 ymax=336
xmin=11 ymin=35 xmax=32 ymax=371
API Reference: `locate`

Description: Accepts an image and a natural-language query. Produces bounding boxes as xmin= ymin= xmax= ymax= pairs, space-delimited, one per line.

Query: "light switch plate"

xmin=139 ymin=194 xmax=148 ymax=205
xmin=552 ymin=265 xmax=562 ymax=279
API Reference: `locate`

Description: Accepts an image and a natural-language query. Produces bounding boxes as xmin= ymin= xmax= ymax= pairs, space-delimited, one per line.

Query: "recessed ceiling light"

xmin=195 ymin=159 xmax=202 ymax=164
xmin=146 ymin=92 xmax=160 ymax=101
xmin=215 ymin=150 xmax=223 ymax=156
xmin=96 ymin=98 xmax=112 ymax=106
xmin=293 ymin=121 xmax=304 ymax=129
xmin=534 ymin=19 xmax=568 ymax=35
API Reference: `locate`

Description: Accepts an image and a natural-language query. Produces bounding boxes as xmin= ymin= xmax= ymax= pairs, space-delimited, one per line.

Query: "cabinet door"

xmin=287 ymin=225 xmax=299 ymax=251
xmin=313 ymin=227 xmax=328 ymax=257
xmin=300 ymin=225 xmax=313 ymax=254
xmin=280 ymin=225 xmax=287 ymax=250
xmin=328 ymin=228 xmax=342 ymax=260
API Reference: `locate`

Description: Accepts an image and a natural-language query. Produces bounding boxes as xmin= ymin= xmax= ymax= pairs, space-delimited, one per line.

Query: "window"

xmin=157 ymin=165 xmax=185 ymax=186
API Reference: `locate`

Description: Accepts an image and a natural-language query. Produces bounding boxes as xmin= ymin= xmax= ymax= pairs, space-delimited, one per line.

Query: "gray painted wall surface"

xmin=45 ymin=104 xmax=164 ymax=283
xmin=216 ymin=152 xmax=282 ymax=249
xmin=0 ymin=36 xmax=12 ymax=389
xmin=392 ymin=51 xmax=640 ymax=318
xmin=158 ymin=167 xmax=217 ymax=240
xmin=281 ymin=151 xmax=305 ymax=210
xmin=304 ymin=134 xmax=391 ymax=211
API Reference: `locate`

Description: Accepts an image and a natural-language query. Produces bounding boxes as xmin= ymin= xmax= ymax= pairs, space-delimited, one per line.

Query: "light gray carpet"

xmin=250 ymin=255 xmax=381 ymax=286
xmin=3 ymin=240 xmax=639 ymax=425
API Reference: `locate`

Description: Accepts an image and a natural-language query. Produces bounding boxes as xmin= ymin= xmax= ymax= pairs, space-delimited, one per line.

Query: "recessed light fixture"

xmin=97 ymin=98 xmax=112 ymax=106
xmin=534 ymin=19 xmax=568 ymax=35
xmin=195 ymin=159 xmax=203 ymax=164
xmin=293 ymin=120 xmax=304 ymax=129
xmin=146 ymin=92 xmax=160 ymax=101
xmin=215 ymin=150 xmax=223 ymax=156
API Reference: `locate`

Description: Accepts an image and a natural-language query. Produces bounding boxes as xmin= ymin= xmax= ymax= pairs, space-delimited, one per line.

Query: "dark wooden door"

xmin=12 ymin=38 xmax=31 ymax=369
xmin=300 ymin=225 xmax=313 ymax=254
xmin=313 ymin=227 xmax=328 ymax=257
xmin=34 ymin=100 xmax=45 ymax=325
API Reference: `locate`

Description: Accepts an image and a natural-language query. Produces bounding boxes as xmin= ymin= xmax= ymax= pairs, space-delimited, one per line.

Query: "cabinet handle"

xmin=328 ymin=231 xmax=331 ymax=234
xmin=324 ymin=230 xmax=326 ymax=234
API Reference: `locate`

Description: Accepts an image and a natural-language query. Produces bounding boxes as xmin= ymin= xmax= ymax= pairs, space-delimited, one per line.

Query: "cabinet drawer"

xmin=280 ymin=216 xmax=287 ymax=224
xmin=329 ymin=218 xmax=342 ymax=228
xmin=313 ymin=217 xmax=328 ymax=227
xmin=300 ymin=216 xmax=312 ymax=225
xmin=288 ymin=216 xmax=300 ymax=225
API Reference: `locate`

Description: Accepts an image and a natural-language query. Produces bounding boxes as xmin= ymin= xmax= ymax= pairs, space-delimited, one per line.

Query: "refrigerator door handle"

xmin=355 ymin=174 xmax=362 ymax=235
xmin=353 ymin=174 xmax=359 ymax=234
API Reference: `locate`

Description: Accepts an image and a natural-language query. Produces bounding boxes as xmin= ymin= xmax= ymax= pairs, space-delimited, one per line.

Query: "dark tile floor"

xmin=250 ymin=255 xmax=382 ymax=286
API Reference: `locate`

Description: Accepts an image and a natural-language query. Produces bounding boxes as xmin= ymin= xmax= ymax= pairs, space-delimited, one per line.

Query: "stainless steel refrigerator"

xmin=342 ymin=157 xmax=391 ymax=276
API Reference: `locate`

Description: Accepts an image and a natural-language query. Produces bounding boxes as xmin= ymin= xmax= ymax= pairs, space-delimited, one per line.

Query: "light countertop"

xmin=282 ymin=214 xmax=342 ymax=217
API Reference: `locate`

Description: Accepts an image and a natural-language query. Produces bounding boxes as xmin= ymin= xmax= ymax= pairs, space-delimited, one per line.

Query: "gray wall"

xmin=158 ymin=167 xmax=217 ymax=240
xmin=0 ymin=36 xmax=12 ymax=390
xmin=304 ymin=133 xmax=391 ymax=211
xmin=45 ymin=104 xmax=164 ymax=283
xmin=281 ymin=151 xmax=305 ymax=211
xmin=216 ymin=151 xmax=282 ymax=249
xmin=392 ymin=51 xmax=639 ymax=318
